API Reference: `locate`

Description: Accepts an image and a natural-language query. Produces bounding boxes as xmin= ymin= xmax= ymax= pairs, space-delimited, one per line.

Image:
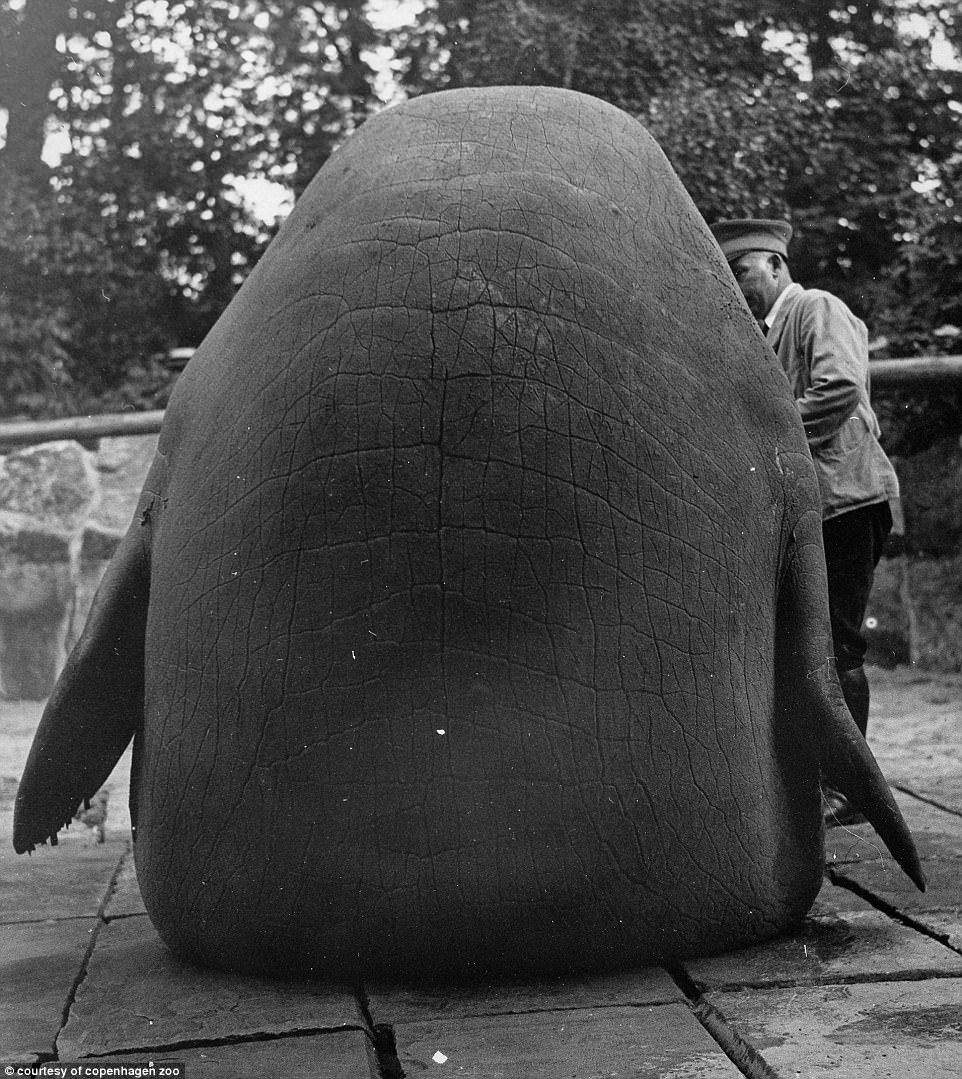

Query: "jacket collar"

xmin=764 ymin=282 xmax=803 ymax=349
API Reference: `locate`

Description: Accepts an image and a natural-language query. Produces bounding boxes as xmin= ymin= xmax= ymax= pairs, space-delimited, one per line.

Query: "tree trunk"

xmin=0 ymin=0 xmax=63 ymax=179
xmin=805 ymin=0 xmax=837 ymax=72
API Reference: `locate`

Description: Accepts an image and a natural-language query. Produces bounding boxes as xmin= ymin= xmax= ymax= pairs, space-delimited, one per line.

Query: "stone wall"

xmin=861 ymin=434 xmax=962 ymax=673
xmin=0 ymin=436 xmax=156 ymax=699
xmin=867 ymin=553 xmax=962 ymax=672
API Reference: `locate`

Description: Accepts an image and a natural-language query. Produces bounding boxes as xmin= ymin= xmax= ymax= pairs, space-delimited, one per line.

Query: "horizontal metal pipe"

xmin=869 ymin=355 xmax=962 ymax=386
xmin=0 ymin=410 xmax=165 ymax=449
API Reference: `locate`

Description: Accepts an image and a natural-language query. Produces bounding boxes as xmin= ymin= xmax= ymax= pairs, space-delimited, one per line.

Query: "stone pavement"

xmin=2 ymin=676 xmax=961 ymax=1077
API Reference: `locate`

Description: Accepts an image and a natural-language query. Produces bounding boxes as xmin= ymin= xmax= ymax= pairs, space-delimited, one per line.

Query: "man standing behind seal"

xmin=711 ymin=218 xmax=899 ymax=827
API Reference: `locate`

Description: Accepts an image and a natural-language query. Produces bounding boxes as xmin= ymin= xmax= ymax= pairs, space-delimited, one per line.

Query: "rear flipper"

xmin=13 ymin=523 xmax=149 ymax=853
xmin=817 ymin=669 xmax=926 ymax=891
xmin=779 ymin=511 xmax=925 ymax=893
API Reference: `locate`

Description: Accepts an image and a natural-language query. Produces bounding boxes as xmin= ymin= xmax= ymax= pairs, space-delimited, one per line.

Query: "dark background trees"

xmin=1 ymin=0 xmax=383 ymax=415
xmin=1 ymin=0 xmax=960 ymax=448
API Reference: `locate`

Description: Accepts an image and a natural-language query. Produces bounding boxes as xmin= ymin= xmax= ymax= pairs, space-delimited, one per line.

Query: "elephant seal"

xmin=14 ymin=86 xmax=923 ymax=978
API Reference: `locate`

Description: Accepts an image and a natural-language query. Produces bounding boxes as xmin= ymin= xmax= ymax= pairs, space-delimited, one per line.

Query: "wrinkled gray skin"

xmin=14 ymin=86 xmax=923 ymax=979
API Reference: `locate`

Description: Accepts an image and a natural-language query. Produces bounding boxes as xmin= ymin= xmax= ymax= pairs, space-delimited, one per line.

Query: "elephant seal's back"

xmin=136 ymin=87 xmax=820 ymax=977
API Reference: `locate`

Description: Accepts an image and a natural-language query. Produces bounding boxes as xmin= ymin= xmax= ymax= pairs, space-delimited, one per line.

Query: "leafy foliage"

xmin=0 ymin=0 xmax=383 ymax=418
xmin=0 ymin=0 xmax=960 ymax=453
xmin=390 ymin=0 xmax=962 ymax=453
xmin=0 ymin=177 xmax=174 ymax=416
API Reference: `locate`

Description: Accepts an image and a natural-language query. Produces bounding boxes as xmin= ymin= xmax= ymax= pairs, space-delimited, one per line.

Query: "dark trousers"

xmin=822 ymin=501 xmax=893 ymax=735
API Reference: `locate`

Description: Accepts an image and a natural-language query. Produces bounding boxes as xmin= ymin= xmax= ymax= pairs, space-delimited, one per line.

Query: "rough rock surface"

xmin=0 ymin=436 xmax=156 ymax=699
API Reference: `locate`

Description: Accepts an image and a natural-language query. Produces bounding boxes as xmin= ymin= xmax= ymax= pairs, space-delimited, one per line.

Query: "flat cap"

xmin=710 ymin=218 xmax=793 ymax=261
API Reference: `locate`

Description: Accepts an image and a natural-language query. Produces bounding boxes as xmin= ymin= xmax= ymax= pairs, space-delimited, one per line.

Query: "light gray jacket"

xmin=766 ymin=283 xmax=898 ymax=520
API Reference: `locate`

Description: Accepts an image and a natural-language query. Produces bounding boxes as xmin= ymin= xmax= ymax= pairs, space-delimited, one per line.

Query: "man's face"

xmin=728 ymin=251 xmax=783 ymax=321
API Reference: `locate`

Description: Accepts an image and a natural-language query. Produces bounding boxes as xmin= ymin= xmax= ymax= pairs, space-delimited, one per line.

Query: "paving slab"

xmin=811 ymin=873 xmax=882 ymax=914
xmin=102 ymin=847 xmax=147 ymax=918
xmin=830 ymin=856 xmax=962 ymax=914
xmin=825 ymin=819 xmax=897 ymax=869
xmin=76 ymin=1030 xmax=378 ymax=1078
xmin=709 ymin=976 xmax=962 ymax=1078
xmin=896 ymin=793 xmax=962 ymax=839
xmin=0 ymin=836 xmax=127 ymax=922
xmin=823 ymin=802 xmax=962 ymax=915
xmin=59 ymin=914 xmax=368 ymax=1058
xmin=897 ymin=777 xmax=962 ymax=815
xmin=826 ymin=798 xmax=962 ymax=867
xmin=366 ymin=965 xmax=682 ymax=1025
xmin=684 ymin=907 xmax=962 ymax=990
xmin=1 ymin=670 xmax=957 ymax=1075
xmin=0 ymin=917 xmax=96 ymax=1061
xmin=392 ymin=1003 xmax=743 ymax=1078
xmin=912 ymin=909 xmax=962 ymax=952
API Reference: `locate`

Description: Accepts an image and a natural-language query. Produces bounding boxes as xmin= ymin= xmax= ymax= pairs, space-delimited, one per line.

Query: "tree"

xmin=0 ymin=0 xmax=384 ymax=418
xmin=390 ymin=0 xmax=962 ymax=452
xmin=2 ymin=0 xmax=959 ymax=444
xmin=392 ymin=0 xmax=782 ymax=103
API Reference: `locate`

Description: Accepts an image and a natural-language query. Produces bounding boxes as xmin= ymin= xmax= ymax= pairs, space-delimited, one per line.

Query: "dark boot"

xmin=822 ymin=787 xmax=866 ymax=828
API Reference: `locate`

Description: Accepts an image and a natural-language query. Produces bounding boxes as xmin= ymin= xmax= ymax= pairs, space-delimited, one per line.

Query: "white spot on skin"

xmin=437 ymin=729 xmax=446 ymax=735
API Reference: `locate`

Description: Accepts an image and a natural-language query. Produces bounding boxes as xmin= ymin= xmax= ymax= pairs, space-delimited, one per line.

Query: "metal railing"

xmin=868 ymin=355 xmax=962 ymax=387
xmin=0 ymin=409 xmax=165 ymax=449
xmin=1 ymin=355 xmax=961 ymax=452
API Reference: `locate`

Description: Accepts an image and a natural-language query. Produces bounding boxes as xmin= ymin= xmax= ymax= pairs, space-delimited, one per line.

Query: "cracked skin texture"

xmin=13 ymin=86 xmax=922 ymax=978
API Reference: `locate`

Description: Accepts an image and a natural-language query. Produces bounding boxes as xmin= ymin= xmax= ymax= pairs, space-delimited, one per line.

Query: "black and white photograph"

xmin=1 ymin=2 xmax=961 ymax=1075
